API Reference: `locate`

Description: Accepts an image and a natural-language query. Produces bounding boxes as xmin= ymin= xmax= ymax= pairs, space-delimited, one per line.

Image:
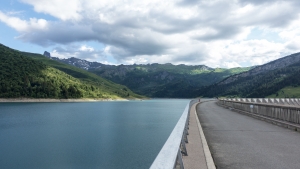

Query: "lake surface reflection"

xmin=0 ymin=99 xmax=189 ymax=169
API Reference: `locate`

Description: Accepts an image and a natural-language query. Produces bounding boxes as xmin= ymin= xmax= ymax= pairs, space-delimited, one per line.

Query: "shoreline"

xmin=0 ymin=98 xmax=135 ymax=103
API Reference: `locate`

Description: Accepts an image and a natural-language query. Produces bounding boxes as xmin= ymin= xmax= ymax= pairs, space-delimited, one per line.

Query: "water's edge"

xmin=0 ymin=98 xmax=142 ymax=102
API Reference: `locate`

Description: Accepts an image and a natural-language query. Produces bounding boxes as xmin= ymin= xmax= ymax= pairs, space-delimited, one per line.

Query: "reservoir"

xmin=0 ymin=99 xmax=189 ymax=169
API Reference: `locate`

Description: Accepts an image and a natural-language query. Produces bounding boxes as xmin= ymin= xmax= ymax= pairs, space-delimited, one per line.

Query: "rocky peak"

xmin=43 ymin=51 xmax=51 ymax=58
xmin=49 ymin=56 xmax=104 ymax=70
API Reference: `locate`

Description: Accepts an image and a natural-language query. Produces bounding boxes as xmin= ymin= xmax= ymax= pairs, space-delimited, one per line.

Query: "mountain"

xmin=218 ymin=52 xmax=300 ymax=85
xmin=200 ymin=52 xmax=300 ymax=98
xmin=50 ymin=56 xmax=105 ymax=70
xmin=43 ymin=51 xmax=51 ymax=58
xmin=48 ymin=55 xmax=251 ymax=98
xmin=0 ymin=44 xmax=143 ymax=99
xmin=91 ymin=64 xmax=252 ymax=98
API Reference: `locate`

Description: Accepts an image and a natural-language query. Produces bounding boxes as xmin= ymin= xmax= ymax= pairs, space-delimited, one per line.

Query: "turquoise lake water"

xmin=0 ymin=99 xmax=190 ymax=169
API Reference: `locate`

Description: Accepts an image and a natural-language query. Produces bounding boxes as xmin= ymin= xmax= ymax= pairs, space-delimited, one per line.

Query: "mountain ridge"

xmin=201 ymin=52 xmax=300 ymax=98
xmin=45 ymin=53 xmax=251 ymax=98
xmin=219 ymin=52 xmax=300 ymax=85
xmin=3 ymin=44 xmax=299 ymax=98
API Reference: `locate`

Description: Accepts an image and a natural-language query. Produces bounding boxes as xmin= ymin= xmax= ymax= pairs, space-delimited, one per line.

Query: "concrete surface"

xmin=197 ymin=101 xmax=300 ymax=169
xmin=183 ymin=103 xmax=212 ymax=169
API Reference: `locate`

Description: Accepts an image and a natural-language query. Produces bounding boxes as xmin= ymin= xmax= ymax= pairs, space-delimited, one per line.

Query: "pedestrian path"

xmin=182 ymin=102 xmax=209 ymax=169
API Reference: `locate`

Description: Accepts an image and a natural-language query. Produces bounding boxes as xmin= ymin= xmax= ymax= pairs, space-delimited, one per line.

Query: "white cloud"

xmin=50 ymin=44 xmax=110 ymax=63
xmin=1 ymin=0 xmax=300 ymax=68
xmin=0 ymin=11 xmax=48 ymax=32
xmin=51 ymin=49 xmax=68 ymax=59
xmin=223 ymin=62 xmax=242 ymax=68
xmin=79 ymin=45 xmax=94 ymax=52
xmin=20 ymin=0 xmax=82 ymax=21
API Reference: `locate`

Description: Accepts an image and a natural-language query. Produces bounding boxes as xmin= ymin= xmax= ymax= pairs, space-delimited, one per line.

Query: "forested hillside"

xmin=90 ymin=64 xmax=251 ymax=98
xmin=43 ymin=54 xmax=251 ymax=98
xmin=200 ymin=53 xmax=300 ymax=98
xmin=0 ymin=44 xmax=142 ymax=99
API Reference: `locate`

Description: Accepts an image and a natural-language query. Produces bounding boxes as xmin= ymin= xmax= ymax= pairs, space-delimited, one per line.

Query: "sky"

xmin=0 ymin=0 xmax=300 ymax=68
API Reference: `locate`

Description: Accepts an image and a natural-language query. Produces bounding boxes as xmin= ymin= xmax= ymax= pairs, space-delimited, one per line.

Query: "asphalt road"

xmin=197 ymin=101 xmax=300 ymax=169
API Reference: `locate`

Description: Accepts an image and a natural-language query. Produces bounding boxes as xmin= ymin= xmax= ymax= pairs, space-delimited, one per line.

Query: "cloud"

xmin=79 ymin=45 xmax=94 ymax=52
xmin=233 ymin=2 xmax=298 ymax=28
xmin=213 ymin=39 xmax=286 ymax=66
xmin=177 ymin=0 xmax=201 ymax=6
xmin=194 ymin=26 xmax=242 ymax=41
xmin=223 ymin=61 xmax=242 ymax=68
xmin=20 ymin=0 xmax=82 ymax=21
xmin=0 ymin=0 xmax=300 ymax=68
xmin=0 ymin=11 xmax=48 ymax=32
xmin=286 ymin=39 xmax=300 ymax=51
xmin=238 ymin=0 xmax=278 ymax=5
xmin=17 ymin=22 xmax=95 ymax=46
xmin=51 ymin=44 xmax=111 ymax=63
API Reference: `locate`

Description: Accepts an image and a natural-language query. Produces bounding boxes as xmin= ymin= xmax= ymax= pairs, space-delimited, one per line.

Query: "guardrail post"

xmin=175 ymin=149 xmax=184 ymax=169
xmin=181 ymin=134 xmax=188 ymax=156
xmin=186 ymin=113 xmax=190 ymax=133
xmin=184 ymin=127 xmax=189 ymax=142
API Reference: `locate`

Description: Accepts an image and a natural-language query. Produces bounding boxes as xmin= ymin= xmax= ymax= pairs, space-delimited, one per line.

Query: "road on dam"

xmin=197 ymin=101 xmax=300 ymax=169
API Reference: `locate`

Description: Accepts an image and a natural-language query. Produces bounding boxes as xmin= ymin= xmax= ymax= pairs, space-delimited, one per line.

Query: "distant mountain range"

xmin=2 ymin=42 xmax=299 ymax=99
xmin=45 ymin=50 xmax=300 ymax=98
xmin=45 ymin=53 xmax=251 ymax=98
xmin=48 ymin=55 xmax=105 ymax=71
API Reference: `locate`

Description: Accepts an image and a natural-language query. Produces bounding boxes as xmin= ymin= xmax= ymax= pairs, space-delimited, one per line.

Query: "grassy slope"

xmin=0 ymin=44 xmax=143 ymax=99
xmin=24 ymin=52 xmax=143 ymax=99
xmin=267 ymin=86 xmax=300 ymax=98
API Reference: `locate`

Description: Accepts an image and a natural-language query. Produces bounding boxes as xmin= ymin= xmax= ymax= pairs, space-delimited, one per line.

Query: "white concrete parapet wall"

xmin=150 ymin=99 xmax=211 ymax=169
xmin=274 ymin=98 xmax=280 ymax=104
xmin=288 ymin=99 xmax=297 ymax=106
xmin=270 ymin=98 xmax=275 ymax=104
xmin=224 ymin=98 xmax=300 ymax=106
xmin=295 ymin=99 xmax=300 ymax=106
xmin=219 ymin=99 xmax=300 ymax=125
xmin=285 ymin=98 xmax=291 ymax=105
xmin=279 ymin=98 xmax=285 ymax=104
xmin=150 ymin=103 xmax=190 ymax=169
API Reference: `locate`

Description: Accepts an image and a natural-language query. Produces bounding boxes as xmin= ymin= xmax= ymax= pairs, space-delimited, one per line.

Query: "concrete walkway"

xmin=198 ymin=101 xmax=300 ymax=169
xmin=182 ymin=102 xmax=215 ymax=169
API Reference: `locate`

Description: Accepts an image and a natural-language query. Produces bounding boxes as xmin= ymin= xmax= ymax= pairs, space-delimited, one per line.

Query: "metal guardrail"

xmin=219 ymin=98 xmax=300 ymax=127
xmin=150 ymin=99 xmax=199 ymax=169
xmin=222 ymin=98 xmax=300 ymax=106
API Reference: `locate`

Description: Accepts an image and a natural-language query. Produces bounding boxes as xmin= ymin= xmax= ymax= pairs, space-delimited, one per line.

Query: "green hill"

xmin=0 ymin=44 xmax=143 ymax=99
xmin=267 ymin=86 xmax=300 ymax=98
xmin=90 ymin=64 xmax=251 ymax=98
xmin=200 ymin=52 xmax=300 ymax=98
